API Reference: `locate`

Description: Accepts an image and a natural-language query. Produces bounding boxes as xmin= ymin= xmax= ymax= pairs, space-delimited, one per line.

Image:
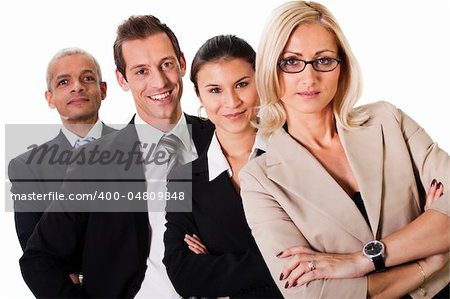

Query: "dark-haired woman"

xmin=163 ymin=35 xmax=282 ymax=298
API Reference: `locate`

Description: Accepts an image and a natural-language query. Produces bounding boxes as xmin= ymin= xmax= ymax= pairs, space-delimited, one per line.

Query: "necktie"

xmin=158 ymin=134 xmax=181 ymax=174
xmin=74 ymin=136 xmax=96 ymax=148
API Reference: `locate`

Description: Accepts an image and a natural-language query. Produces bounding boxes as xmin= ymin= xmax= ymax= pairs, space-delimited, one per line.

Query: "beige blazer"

xmin=240 ymin=101 xmax=449 ymax=299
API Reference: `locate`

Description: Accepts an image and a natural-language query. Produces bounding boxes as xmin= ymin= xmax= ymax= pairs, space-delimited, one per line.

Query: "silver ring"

xmin=307 ymin=260 xmax=316 ymax=271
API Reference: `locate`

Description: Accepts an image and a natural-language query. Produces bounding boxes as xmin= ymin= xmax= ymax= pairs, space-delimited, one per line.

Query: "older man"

xmin=9 ymin=48 xmax=116 ymax=251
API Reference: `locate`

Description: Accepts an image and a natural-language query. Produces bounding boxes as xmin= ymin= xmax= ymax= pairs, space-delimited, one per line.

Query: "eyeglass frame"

xmin=278 ymin=57 xmax=342 ymax=73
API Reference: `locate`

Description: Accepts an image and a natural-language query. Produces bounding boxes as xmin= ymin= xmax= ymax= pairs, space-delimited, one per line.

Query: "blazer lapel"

xmin=338 ymin=124 xmax=383 ymax=238
xmin=114 ymin=122 xmax=146 ymax=182
xmin=54 ymin=130 xmax=72 ymax=151
xmin=101 ymin=123 xmax=117 ymax=136
xmin=266 ymin=129 xmax=374 ymax=243
xmin=192 ymin=152 xmax=250 ymax=244
xmin=112 ymin=123 xmax=147 ymax=212
xmin=185 ymin=114 xmax=214 ymax=156
xmin=192 ymin=150 xmax=208 ymax=176
xmin=49 ymin=131 xmax=73 ymax=176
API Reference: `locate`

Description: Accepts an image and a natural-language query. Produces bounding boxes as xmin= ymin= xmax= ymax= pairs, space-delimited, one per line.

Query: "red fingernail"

xmin=293 ymin=281 xmax=297 ymax=287
xmin=279 ymin=273 xmax=284 ymax=281
xmin=276 ymin=251 xmax=283 ymax=257
xmin=437 ymin=182 xmax=442 ymax=189
xmin=431 ymin=179 xmax=437 ymax=187
xmin=284 ymin=281 xmax=289 ymax=289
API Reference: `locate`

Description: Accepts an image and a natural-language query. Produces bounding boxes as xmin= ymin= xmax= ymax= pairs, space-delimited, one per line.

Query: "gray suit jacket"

xmin=9 ymin=124 xmax=117 ymax=250
xmin=240 ymin=101 xmax=449 ymax=298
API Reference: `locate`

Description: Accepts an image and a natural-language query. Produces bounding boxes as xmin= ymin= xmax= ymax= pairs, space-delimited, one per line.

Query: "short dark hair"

xmin=113 ymin=15 xmax=181 ymax=79
xmin=190 ymin=35 xmax=256 ymax=94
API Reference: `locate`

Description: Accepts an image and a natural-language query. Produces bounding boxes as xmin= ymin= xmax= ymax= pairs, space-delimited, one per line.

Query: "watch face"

xmin=364 ymin=241 xmax=384 ymax=257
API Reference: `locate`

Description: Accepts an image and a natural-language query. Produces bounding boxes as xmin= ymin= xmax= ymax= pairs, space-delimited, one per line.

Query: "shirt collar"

xmin=252 ymin=130 xmax=267 ymax=158
xmin=169 ymin=114 xmax=193 ymax=152
xmin=61 ymin=119 xmax=103 ymax=147
xmin=134 ymin=112 xmax=192 ymax=153
xmin=207 ymin=130 xmax=266 ymax=182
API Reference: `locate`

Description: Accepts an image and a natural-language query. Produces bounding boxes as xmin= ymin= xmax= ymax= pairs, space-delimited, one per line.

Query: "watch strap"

xmin=372 ymin=255 xmax=385 ymax=272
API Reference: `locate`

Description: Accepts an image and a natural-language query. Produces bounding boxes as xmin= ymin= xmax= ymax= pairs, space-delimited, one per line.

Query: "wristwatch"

xmin=362 ymin=240 xmax=385 ymax=272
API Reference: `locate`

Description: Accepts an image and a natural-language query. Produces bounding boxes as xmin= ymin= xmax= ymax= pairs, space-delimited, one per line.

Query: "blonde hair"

xmin=256 ymin=1 xmax=368 ymax=137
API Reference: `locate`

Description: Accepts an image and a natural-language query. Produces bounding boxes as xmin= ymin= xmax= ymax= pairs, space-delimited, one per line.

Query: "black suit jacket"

xmin=9 ymin=124 xmax=117 ymax=250
xmin=164 ymin=147 xmax=282 ymax=298
xmin=19 ymin=115 xmax=214 ymax=298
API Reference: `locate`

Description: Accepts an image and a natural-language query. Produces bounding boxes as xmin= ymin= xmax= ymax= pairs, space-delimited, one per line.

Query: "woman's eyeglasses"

xmin=278 ymin=57 xmax=341 ymax=73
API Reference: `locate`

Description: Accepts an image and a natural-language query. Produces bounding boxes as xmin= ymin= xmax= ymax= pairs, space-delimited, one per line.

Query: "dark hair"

xmin=190 ymin=35 xmax=256 ymax=94
xmin=113 ymin=15 xmax=181 ymax=80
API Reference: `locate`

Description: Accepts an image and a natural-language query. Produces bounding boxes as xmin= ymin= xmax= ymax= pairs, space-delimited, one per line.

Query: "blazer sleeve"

xmin=9 ymin=157 xmax=45 ymax=251
xmin=375 ymin=102 xmax=450 ymax=298
xmin=164 ymin=209 xmax=277 ymax=298
xmin=239 ymin=165 xmax=368 ymax=299
xmin=20 ymin=210 xmax=87 ymax=298
xmin=19 ymin=163 xmax=89 ymax=298
xmin=384 ymin=102 xmax=450 ymax=216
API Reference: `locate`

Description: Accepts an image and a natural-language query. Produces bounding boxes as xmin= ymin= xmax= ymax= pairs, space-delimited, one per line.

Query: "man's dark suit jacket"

xmin=19 ymin=115 xmax=214 ymax=299
xmin=164 ymin=147 xmax=282 ymax=298
xmin=9 ymin=124 xmax=117 ymax=250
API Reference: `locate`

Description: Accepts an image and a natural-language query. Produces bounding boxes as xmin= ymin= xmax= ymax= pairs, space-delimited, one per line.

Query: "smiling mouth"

xmin=149 ymin=91 xmax=171 ymax=101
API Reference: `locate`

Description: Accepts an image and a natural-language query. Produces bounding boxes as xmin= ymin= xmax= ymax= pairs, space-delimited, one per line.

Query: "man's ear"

xmin=45 ymin=90 xmax=56 ymax=109
xmin=179 ymin=52 xmax=187 ymax=77
xmin=99 ymin=81 xmax=107 ymax=101
xmin=116 ymin=69 xmax=130 ymax=91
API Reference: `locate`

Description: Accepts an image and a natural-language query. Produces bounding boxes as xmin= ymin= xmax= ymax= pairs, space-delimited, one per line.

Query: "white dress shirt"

xmin=207 ymin=130 xmax=266 ymax=182
xmin=61 ymin=119 xmax=103 ymax=147
xmin=134 ymin=112 xmax=197 ymax=299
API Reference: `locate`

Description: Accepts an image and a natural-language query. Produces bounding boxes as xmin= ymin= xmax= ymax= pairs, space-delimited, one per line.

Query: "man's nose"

xmin=71 ymin=80 xmax=85 ymax=93
xmin=151 ymin=69 xmax=169 ymax=89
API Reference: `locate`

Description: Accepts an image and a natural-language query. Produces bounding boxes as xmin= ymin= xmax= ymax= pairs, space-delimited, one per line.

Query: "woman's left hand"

xmin=278 ymin=246 xmax=372 ymax=288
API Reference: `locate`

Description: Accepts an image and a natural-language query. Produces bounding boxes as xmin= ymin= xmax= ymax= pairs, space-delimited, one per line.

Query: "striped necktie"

xmin=73 ymin=136 xmax=96 ymax=148
xmin=158 ymin=134 xmax=181 ymax=174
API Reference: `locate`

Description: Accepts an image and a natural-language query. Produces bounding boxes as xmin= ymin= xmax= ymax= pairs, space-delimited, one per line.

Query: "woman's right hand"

xmin=424 ymin=179 xmax=444 ymax=211
xmin=184 ymin=234 xmax=209 ymax=254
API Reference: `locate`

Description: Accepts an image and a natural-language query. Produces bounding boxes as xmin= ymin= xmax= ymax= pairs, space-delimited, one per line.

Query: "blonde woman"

xmin=239 ymin=1 xmax=449 ymax=298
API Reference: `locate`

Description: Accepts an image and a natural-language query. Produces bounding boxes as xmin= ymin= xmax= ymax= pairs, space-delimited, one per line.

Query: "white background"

xmin=1 ymin=0 xmax=449 ymax=297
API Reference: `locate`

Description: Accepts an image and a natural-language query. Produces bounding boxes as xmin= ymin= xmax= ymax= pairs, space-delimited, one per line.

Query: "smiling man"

xmin=115 ymin=32 xmax=184 ymax=127
xmin=9 ymin=48 xmax=116 ymax=252
xmin=19 ymin=16 xmax=214 ymax=298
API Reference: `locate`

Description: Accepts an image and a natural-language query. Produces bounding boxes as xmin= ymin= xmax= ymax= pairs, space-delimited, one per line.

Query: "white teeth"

xmin=150 ymin=91 xmax=170 ymax=100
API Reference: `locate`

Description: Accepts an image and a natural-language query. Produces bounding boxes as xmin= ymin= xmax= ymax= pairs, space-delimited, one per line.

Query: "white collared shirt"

xmin=61 ymin=119 xmax=103 ymax=147
xmin=134 ymin=112 xmax=197 ymax=166
xmin=207 ymin=130 xmax=266 ymax=182
xmin=134 ymin=112 xmax=197 ymax=299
